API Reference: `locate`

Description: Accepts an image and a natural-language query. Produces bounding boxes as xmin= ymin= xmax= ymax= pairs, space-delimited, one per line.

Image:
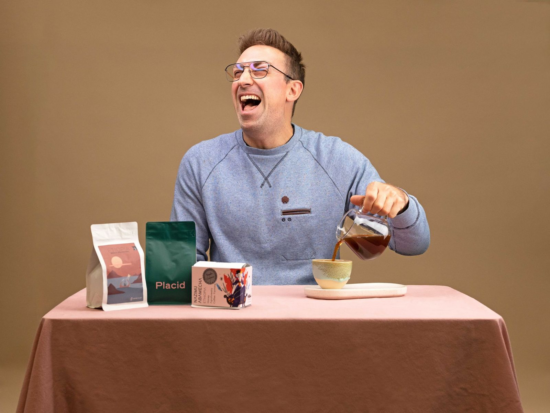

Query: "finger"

xmin=350 ymin=195 xmax=365 ymax=207
xmin=363 ymin=183 xmax=379 ymax=212
xmin=370 ymin=188 xmax=387 ymax=215
xmin=379 ymin=194 xmax=397 ymax=217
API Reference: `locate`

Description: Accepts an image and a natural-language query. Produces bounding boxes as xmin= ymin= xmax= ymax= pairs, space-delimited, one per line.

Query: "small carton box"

xmin=192 ymin=262 xmax=252 ymax=309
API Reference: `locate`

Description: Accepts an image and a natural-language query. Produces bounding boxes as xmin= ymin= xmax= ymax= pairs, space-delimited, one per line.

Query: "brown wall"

xmin=1 ymin=0 xmax=549 ymax=411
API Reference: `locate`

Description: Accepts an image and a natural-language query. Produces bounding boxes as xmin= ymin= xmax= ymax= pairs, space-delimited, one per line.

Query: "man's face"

xmin=231 ymin=45 xmax=293 ymax=133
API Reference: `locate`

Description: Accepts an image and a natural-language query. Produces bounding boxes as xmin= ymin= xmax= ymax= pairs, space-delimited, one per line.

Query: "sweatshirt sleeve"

xmin=387 ymin=193 xmax=430 ymax=255
xmin=170 ymin=149 xmax=210 ymax=262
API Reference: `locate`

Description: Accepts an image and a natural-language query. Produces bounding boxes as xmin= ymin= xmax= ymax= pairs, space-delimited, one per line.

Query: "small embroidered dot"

xmin=282 ymin=196 xmax=289 ymax=204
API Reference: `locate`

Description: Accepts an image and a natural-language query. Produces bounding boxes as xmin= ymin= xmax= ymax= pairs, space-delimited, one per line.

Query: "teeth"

xmin=240 ymin=95 xmax=261 ymax=102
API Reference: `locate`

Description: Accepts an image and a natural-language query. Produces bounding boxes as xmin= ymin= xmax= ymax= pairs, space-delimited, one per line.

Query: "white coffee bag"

xmin=86 ymin=222 xmax=148 ymax=311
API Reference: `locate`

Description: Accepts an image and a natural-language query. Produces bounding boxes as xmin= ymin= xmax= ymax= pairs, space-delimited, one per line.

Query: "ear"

xmin=286 ymin=80 xmax=304 ymax=103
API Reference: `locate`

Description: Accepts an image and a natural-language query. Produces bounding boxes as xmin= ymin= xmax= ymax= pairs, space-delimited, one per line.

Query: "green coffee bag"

xmin=146 ymin=221 xmax=196 ymax=305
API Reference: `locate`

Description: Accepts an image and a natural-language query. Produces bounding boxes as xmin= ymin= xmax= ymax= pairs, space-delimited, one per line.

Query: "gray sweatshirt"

xmin=170 ymin=125 xmax=430 ymax=285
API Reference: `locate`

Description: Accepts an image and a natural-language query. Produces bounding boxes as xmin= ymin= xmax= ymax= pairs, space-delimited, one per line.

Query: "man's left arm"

xmin=310 ymin=135 xmax=430 ymax=256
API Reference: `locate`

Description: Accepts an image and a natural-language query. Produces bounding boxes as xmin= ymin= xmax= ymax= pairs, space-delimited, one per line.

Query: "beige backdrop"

xmin=1 ymin=0 xmax=549 ymax=411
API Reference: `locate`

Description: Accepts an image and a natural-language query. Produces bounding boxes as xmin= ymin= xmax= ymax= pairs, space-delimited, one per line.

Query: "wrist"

xmin=397 ymin=188 xmax=409 ymax=215
xmin=397 ymin=200 xmax=409 ymax=215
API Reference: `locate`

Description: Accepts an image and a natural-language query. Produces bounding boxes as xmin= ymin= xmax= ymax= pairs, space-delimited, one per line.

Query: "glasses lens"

xmin=225 ymin=64 xmax=241 ymax=82
xmin=250 ymin=62 xmax=268 ymax=79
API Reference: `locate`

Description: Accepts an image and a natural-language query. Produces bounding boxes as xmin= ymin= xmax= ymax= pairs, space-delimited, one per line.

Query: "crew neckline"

xmin=235 ymin=124 xmax=302 ymax=156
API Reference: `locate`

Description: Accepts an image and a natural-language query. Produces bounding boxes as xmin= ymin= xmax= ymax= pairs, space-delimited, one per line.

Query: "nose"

xmin=237 ymin=67 xmax=254 ymax=87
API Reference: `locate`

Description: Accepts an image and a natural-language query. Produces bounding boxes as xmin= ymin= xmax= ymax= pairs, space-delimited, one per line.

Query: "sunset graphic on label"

xmin=98 ymin=243 xmax=144 ymax=305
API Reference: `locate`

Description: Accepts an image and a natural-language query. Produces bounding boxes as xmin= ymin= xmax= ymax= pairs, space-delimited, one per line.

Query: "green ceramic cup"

xmin=312 ymin=259 xmax=353 ymax=289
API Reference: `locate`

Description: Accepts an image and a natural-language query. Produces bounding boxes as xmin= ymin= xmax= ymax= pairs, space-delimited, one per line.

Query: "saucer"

xmin=304 ymin=283 xmax=407 ymax=300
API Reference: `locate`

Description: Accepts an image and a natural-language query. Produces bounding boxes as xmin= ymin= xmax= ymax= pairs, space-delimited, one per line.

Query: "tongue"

xmin=243 ymin=102 xmax=258 ymax=111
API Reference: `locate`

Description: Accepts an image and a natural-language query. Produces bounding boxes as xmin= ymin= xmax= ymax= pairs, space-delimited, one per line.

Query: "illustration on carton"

xmin=192 ymin=262 xmax=252 ymax=309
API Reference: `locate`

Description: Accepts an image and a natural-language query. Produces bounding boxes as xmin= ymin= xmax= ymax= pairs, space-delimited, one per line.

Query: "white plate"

xmin=304 ymin=283 xmax=407 ymax=300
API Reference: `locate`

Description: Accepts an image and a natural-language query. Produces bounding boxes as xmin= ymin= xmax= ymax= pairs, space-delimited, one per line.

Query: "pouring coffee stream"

xmin=332 ymin=208 xmax=391 ymax=261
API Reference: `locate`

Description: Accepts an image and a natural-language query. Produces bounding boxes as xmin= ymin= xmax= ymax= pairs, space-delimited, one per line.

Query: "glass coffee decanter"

xmin=333 ymin=208 xmax=391 ymax=261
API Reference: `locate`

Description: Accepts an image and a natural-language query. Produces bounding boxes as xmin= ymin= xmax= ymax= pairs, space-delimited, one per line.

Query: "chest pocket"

xmin=280 ymin=207 xmax=316 ymax=261
xmin=282 ymin=208 xmax=311 ymax=216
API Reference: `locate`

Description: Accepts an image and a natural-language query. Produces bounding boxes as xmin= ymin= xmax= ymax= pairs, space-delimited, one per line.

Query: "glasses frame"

xmin=225 ymin=61 xmax=295 ymax=82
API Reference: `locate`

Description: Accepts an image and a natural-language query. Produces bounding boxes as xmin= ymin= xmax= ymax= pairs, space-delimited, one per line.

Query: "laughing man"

xmin=170 ymin=29 xmax=430 ymax=285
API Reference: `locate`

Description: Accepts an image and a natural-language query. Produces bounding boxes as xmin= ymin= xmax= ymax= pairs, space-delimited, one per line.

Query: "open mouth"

xmin=240 ymin=94 xmax=261 ymax=112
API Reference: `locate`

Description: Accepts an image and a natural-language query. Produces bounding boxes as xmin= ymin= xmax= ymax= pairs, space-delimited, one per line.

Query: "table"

xmin=17 ymin=286 xmax=524 ymax=413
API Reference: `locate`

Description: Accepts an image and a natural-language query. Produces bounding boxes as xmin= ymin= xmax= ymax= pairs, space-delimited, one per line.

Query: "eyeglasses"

xmin=225 ymin=61 xmax=294 ymax=82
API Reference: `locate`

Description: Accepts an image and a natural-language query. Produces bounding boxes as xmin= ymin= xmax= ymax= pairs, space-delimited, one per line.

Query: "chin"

xmin=238 ymin=116 xmax=261 ymax=132
xmin=240 ymin=123 xmax=262 ymax=136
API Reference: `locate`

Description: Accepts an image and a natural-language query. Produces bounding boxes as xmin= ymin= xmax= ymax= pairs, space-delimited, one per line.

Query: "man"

xmin=171 ymin=29 xmax=430 ymax=285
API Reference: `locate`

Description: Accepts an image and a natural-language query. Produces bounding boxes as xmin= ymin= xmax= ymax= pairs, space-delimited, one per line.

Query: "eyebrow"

xmin=236 ymin=60 xmax=271 ymax=64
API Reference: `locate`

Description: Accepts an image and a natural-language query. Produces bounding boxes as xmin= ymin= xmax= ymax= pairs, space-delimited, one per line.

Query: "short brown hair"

xmin=238 ymin=29 xmax=305 ymax=115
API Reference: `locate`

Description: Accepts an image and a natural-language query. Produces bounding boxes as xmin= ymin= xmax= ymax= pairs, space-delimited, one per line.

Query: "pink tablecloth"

xmin=17 ymin=286 xmax=523 ymax=413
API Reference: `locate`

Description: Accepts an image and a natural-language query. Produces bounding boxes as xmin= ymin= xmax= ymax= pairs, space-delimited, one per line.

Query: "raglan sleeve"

xmin=344 ymin=144 xmax=430 ymax=256
xmin=170 ymin=148 xmax=210 ymax=262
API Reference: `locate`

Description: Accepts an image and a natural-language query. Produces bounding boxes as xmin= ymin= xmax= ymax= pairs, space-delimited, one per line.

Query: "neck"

xmin=242 ymin=123 xmax=294 ymax=149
